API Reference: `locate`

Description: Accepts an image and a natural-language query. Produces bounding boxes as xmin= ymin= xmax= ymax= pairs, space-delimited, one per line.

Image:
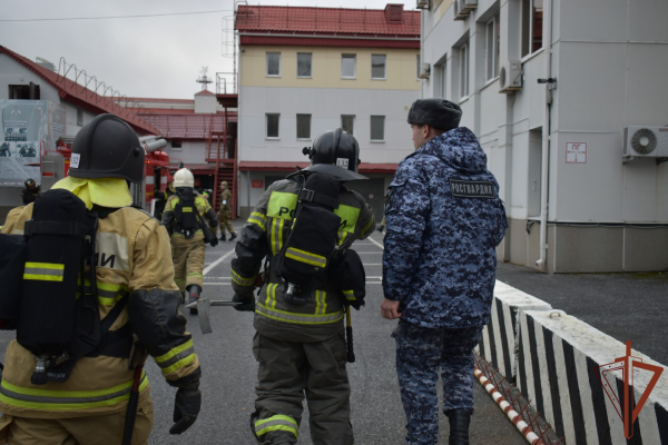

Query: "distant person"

xmin=381 ymin=99 xmax=508 ymax=445
xmin=21 ymin=178 xmax=40 ymax=205
xmin=154 ymin=189 xmax=167 ymax=220
xmin=18 ymin=143 xmax=36 ymax=157
xmin=0 ymin=142 xmax=10 ymax=157
xmin=217 ymin=181 xmax=236 ymax=241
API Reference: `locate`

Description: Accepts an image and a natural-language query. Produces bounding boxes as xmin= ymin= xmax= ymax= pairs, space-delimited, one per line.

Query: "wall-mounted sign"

xmin=566 ymin=142 xmax=587 ymax=164
xmin=252 ymin=179 xmax=264 ymax=188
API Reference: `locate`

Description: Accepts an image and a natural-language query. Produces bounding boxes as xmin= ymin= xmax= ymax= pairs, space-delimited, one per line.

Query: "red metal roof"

xmin=238 ymin=161 xmax=398 ymax=174
xmin=235 ymin=5 xmax=420 ymax=38
xmin=131 ymin=108 xmax=236 ymax=116
xmin=0 ymin=46 xmax=160 ymax=136
xmin=195 ymin=89 xmax=215 ymax=96
xmin=137 ymin=113 xmax=237 ymax=140
xmin=239 ymin=36 xmax=419 ymax=49
xmin=123 ymin=97 xmax=195 ymax=104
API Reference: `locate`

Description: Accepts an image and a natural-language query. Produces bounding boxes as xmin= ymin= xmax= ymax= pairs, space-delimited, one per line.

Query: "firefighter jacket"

xmin=162 ymin=192 xmax=219 ymax=239
xmin=219 ymin=188 xmax=232 ymax=211
xmin=0 ymin=204 xmax=201 ymax=419
xmin=382 ymin=127 xmax=508 ymax=329
xmin=231 ymin=177 xmax=375 ymax=342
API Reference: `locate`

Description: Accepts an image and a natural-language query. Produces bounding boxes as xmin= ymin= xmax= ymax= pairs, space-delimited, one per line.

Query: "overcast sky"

xmin=1 ymin=0 xmax=411 ymax=100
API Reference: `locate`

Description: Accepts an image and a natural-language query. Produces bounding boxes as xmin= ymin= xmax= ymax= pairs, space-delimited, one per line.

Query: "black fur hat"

xmin=407 ymin=99 xmax=462 ymax=131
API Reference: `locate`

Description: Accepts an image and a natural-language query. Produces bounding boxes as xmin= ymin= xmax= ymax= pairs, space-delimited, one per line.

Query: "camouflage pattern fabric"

xmin=382 ymin=127 xmax=508 ymax=329
xmin=393 ymin=322 xmax=482 ymax=445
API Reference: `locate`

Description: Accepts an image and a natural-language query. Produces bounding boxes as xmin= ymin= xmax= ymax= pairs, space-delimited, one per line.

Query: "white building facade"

xmin=420 ymin=0 xmax=668 ymax=273
xmin=235 ymin=5 xmax=422 ymax=221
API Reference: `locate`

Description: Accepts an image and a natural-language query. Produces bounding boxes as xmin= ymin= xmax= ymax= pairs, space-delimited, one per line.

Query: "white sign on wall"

xmin=566 ymin=142 xmax=587 ymax=164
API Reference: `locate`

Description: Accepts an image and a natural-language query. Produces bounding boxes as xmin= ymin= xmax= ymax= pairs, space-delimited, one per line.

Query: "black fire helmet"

xmin=302 ymin=128 xmax=367 ymax=181
xmin=68 ymin=114 xmax=145 ymax=183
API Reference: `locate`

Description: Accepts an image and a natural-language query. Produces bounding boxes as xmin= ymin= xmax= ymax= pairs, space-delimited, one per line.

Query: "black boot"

xmin=229 ymin=232 xmax=237 ymax=241
xmin=445 ymin=408 xmax=473 ymax=445
xmin=220 ymin=235 xmax=226 ymax=241
xmin=186 ymin=285 xmax=202 ymax=315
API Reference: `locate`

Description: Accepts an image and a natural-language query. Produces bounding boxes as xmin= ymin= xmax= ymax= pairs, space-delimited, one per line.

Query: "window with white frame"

xmin=296 ymin=114 xmax=311 ymax=139
xmin=459 ymin=43 xmax=469 ymax=98
xmin=486 ymin=16 xmax=500 ymax=81
xmin=370 ymin=116 xmax=385 ymax=141
xmin=266 ymin=114 xmax=280 ymax=138
xmin=521 ymin=0 xmax=543 ymax=58
xmin=341 ymin=54 xmax=356 ymax=78
xmin=266 ymin=52 xmax=281 ymax=77
xmin=436 ymin=62 xmax=447 ymax=98
xmin=371 ymin=54 xmax=386 ymax=79
xmin=297 ymin=53 xmax=312 ymax=78
xmin=341 ymin=115 xmax=355 ymax=135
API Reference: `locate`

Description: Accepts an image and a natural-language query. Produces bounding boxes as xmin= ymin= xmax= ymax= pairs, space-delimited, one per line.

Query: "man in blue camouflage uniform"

xmin=381 ymin=99 xmax=507 ymax=445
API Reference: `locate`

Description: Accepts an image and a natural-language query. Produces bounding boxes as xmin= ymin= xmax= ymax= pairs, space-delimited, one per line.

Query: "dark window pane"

xmin=532 ymin=0 xmax=544 ymax=53
xmin=267 ymin=114 xmax=279 ymax=137
xmin=297 ymin=53 xmax=312 ymax=77
xmin=341 ymin=115 xmax=354 ymax=135
xmin=370 ymin=116 xmax=385 ymax=141
xmin=267 ymin=53 xmax=280 ymax=76
xmin=342 ymin=54 xmax=356 ymax=78
xmin=297 ymin=114 xmax=311 ymax=139
xmin=486 ymin=21 xmax=494 ymax=80
xmin=372 ymin=54 xmax=386 ymax=79
xmin=521 ymin=0 xmax=531 ymax=57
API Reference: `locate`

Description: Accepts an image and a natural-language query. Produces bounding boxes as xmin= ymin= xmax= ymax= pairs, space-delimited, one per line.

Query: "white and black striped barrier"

xmin=478 ymin=281 xmax=552 ymax=382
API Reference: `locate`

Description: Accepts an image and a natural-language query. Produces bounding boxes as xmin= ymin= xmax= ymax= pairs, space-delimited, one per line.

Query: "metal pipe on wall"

xmin=536 ymin=0 xmax=553 ymax=271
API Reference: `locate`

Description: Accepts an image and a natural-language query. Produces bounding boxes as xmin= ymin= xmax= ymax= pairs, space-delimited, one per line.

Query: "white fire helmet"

xmin=173 ymin=168 xmax=194 ymax=188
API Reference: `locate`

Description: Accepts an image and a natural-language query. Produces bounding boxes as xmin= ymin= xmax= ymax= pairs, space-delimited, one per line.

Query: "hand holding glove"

xmin=233 ymin=293 xmax=255 ymax=312
xmin=169 ymin=381 xmax=201 ymax=435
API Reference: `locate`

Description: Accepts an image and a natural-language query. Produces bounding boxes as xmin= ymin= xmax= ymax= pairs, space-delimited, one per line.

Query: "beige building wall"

xmin=240 ymin=46 xmax=421 ymax=91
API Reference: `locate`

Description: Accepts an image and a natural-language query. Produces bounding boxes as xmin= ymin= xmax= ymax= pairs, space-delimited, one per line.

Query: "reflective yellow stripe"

xmin=285 ymin=247 xmax=327 ymax=268
xmin=155 ymin=340 xmax=194 ymax=364
xmin=267 ymin=191 xmax=298 ymax=220
xmin=337 ymin=230 xmax=348 ymax=246
xmin=160 ymin=353 xmax=197 ymax=376
xmin=231 ymin=269 xmax=255 ymax=287
xmin=182 ymin=207 xmax=193 ymax=213
xmin=264 ymin=283 xmax=277 ymax=309
xmin=0 ymin=372 xmax=148 ymax=411
xmin=23 ymin=262 xmax=65 ymax=282
xmin=343 ymin=289 xmax=356 ymax=301
xmin=315 ymin=290 xmax=328 ymax=315
xmin=76 ymin=280 xmax=129 ymax=306
xmin=248 ymin=212 xmax=267 ymax=231
xmin=334 ymin=204 xmax=361 ymax=234
xmin=255 ymin=415 xmax=298 ymax=438
xmin=256 ymin=303 xmax=343 ymax=325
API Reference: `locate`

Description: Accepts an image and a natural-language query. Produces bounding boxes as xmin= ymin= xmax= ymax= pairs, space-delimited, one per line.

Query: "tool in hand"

xmin=185 ymin=298 xmax=242 ymax=335
xmin=345 ymin=308 xmax=355 ymax=363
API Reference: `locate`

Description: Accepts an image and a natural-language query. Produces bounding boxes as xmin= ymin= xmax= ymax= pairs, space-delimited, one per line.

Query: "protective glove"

xmin=233 ymin=293 xmax=256 ymax=312
xmin=209 ymin=236 xmax=219 ymax=247
xmin=169 ymin=382 xmax=201 ymax=435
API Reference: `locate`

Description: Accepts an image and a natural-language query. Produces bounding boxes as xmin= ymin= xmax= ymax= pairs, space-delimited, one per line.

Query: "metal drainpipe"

xmin=536 ymin=0 xmax=553 ymax=271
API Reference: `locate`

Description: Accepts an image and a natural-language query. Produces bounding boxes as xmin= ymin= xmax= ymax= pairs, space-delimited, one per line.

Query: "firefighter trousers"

xmin=170 ymin=235 xmax=205 ymax=293
xmin=0 ymin=400 xmax=154 ymax=445
xmin=252 ymin=332 xmax=354 ymax=445
xmin=217 ymin=209 xmax=235 ymax=237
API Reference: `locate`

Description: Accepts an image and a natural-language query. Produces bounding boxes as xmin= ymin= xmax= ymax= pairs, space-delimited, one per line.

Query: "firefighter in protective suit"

xmin=231 ymin=129 xmax=375 ymax=445
xmin=217 ymin=181 xmax=236 ymax=242
xmin=162 ymin=168 xmax=219 ymax=313
xmin=0 ymin=114 xmax=202 ymax=444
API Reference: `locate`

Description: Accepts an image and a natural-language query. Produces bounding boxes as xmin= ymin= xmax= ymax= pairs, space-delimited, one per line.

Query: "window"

xmin=77 ymin=107 xmax=83 ymax=126
xmin=521 ymin=0 xmax=543 ymax=58
xmin=171 ymin=140 xmax=182 ymax=149
xmin=266 ymin=52 xmax=281 ymax=77
xmin=8 ymin=84 xmax=39 ymax=100
xmin=266 ymin=114 xmax=280 ymax=138
xmin=436 ymin=62 xmax=447 ymax=98
xmin=459 ymin=43 xmax=469 ymax=98
xmin=485 ymin=16 xmax=500 ymax=81
xmin=371 ymin=54 xmax=386 ymax=79
xmin=370 ymin=116 xmax=385 ymax=141
xmin=341 ymin=54 xmax=356 ymax=78
xmin=341 ymin=115 xmax=355 ymax=135
xmin=296 ymin=114 xmax=311 ymax=139
xmin=297 ymin=53 xmax=312 ymax=78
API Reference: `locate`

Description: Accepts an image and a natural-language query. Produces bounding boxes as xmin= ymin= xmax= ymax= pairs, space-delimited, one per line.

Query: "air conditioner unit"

xmin=623 ymin=127 xmax=668 ymax=160
xmin=416 ymin=0 xmax=431 ymax=10
xmin=419 ymin=63 xmax=431 ymax=79
xmin=461 ymin=0 xmax=478 ymax=11
xmin=499 ymin=60 xmax=522 ymax=93
xmin=453 ymin=0 xmax=470 ymax=20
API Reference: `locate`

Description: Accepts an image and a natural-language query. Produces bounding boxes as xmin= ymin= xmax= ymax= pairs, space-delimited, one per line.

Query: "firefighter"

xmin=20 ymin=178 xmax=40 ymax=205
xmin=162 ymin=168 xmax=219 ymax=313
xmin=0 ymin=114 xmax=202 ymax=444
xmin=231 ymin=129 xmax=375 ymax=445
xmin=217 ymin=181 xmax=236 ymax=241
